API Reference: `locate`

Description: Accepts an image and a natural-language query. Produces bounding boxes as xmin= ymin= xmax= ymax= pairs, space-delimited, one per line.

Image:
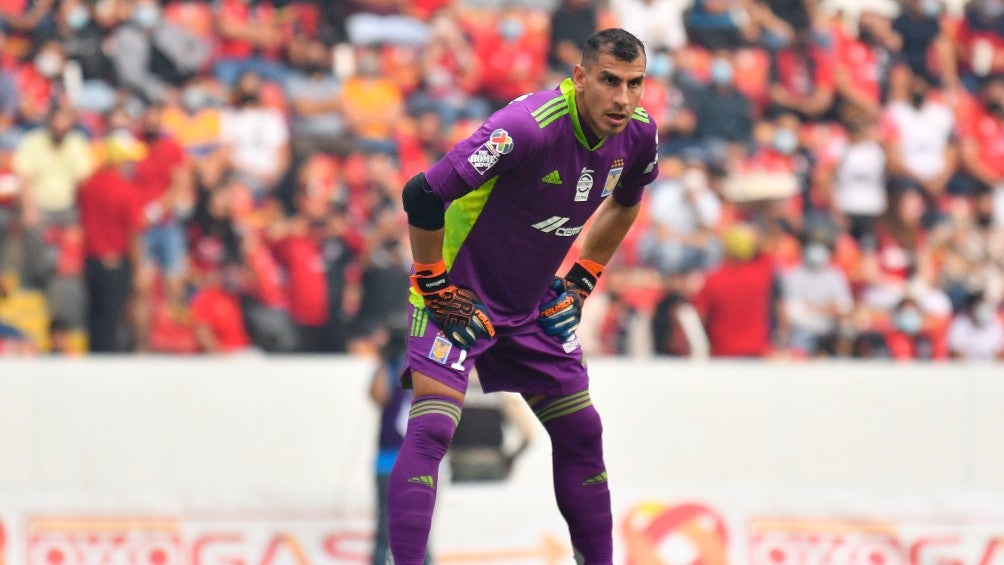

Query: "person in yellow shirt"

xmin=11 ymin=103 xmax=93 ymax=290
xmin=340 ymin=45 xmax=404 ymax=154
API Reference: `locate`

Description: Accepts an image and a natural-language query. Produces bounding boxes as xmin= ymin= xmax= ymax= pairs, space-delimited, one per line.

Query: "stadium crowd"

xmin=0 ymin=0 xmax=1002 ymax=360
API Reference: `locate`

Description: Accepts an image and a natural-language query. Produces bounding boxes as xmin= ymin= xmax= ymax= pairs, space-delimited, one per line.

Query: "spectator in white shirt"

xmin=947 ymin=290 xmax=1004 ymax=360
xmin=220 ymin=70 xmax=290 ymax=200
xmin=781 ymin=226 xmax=854 ymax=356
xmin=825 ymin=116 xmax=887 ymax=250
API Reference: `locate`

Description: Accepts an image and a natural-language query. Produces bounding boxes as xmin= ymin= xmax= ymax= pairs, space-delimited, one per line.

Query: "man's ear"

xmin=572 ymin=64 xmax=586 ymax=90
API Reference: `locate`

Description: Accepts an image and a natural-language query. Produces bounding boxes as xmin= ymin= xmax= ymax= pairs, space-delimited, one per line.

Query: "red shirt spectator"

xmin=692 ymin=253 xmax=775 ymax=357
xmin=959 ymin=100 xmax=1004 ymax=180
xmin=190 ymin=283 xmax=252 ymax=352
xmin=273 ymin=233 xmax=328 ymax=327
xmin=216 ymin=0 xmax=284 ymax=60
xmin=133 ymin=134 xmax=186 ymax=215
xmin=474 ymin=14 xmax=547 ymax=104
xmin=77 ymin=168 xmax=143 ymax=259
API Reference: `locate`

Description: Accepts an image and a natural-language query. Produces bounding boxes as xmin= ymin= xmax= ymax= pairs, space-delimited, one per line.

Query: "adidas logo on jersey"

xmin=407 ymin=475 xmax=436 ymax=489
xmin=541 ymin=170 xmax=562 ymax=184
xmin=582 ymin=471 xmax=608 ymax=486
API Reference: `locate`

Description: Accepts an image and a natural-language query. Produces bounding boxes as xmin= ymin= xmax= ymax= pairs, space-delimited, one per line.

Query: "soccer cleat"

xmin=541 ymin=170 xmax=562 ymax=184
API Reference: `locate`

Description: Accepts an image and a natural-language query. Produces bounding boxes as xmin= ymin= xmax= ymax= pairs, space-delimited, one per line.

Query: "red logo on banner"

xmin=621 ymin=501 xmax=728 ymax=564
xmin=27 ymin=518 xmax=182 ymax=565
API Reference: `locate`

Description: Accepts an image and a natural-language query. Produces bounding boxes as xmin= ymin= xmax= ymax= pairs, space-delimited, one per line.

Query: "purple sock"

xmin=535 ymin=391 xmax=612 ymax=564
xmin=387 ymin=395 xmax=462 ymax=564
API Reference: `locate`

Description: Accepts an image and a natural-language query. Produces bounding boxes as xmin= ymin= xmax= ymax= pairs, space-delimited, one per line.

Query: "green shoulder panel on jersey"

xmin=533 ymin=94 xmax=569 ymax=130
xmin=631 ymin=106 xmax=650 ymax=123
xmin=408 ymin=176 xmax=499 ymax=308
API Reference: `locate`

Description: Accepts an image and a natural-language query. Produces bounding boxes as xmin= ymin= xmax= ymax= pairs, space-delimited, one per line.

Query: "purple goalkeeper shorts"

xmin=403 ymin=289 xmax=589 ymax=396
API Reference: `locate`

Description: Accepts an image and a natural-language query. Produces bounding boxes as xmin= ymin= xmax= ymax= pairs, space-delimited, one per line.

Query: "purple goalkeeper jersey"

xmin=422 ymin=78 xmax=660 ymax=332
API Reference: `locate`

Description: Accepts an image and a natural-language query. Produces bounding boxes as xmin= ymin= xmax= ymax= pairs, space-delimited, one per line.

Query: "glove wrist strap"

xmin=565 ymin=259 xmax=603 ymax=296
xmin=411 ymin=260 xmax=450 ymax=295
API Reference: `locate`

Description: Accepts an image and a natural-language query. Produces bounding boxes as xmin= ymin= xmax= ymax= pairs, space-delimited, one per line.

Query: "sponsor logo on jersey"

xmin=467 ymin=148 xmax=499 ymax=175
xmin=575 ymin=167 xmax=594 ymax=201
xmin=429 ymin=335 xmax=453 ymax=364
xmin=532 ymin=216 xmax=585 ymax=237
xmin=541 ymin=170 xmax=562 ymax=184
xmin=602 ymin=159 xmax=624 ymax=197
xmin=488 ymin=128 xmax=514 ymax=155
xmin=563 ymin=336 xmax=581 ymax=353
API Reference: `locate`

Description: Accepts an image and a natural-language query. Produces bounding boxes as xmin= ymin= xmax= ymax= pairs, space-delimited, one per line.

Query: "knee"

xmin=545 ymin=402 xmax=604 ymax=457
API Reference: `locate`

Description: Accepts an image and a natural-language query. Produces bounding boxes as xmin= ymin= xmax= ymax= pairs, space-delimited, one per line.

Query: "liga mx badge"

xmin=575 ymin=167 xmax=594 ymax=201
xmin=488 ymin=129 xmax=514 ymax=154
xmin=429 ymin=335 xmax=453 ymax=364
xmin=602 ymin=159 xmax=624 ymax=197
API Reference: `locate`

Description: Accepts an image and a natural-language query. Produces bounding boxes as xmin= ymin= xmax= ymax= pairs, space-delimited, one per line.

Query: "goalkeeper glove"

xmin=538 ymin=259 xmax=603 ymax=341
xmin=411 ymin=260 xmax=495 ymax=349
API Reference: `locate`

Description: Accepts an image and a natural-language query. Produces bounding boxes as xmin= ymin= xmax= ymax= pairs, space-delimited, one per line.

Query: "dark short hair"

xmin=582 ymin=28 xmax=646 ymax=66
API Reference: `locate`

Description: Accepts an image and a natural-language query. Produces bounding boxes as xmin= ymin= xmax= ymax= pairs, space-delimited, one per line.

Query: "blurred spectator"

xmin=947 ymin=290 xmax=1003 ymax=359
xmin=12 ymin=103 xmax=92 ymax=290
xmin=824 ymin=114 xmax=886 ymax=249
xmin=37 ymin=0 xmax=118 ymax=113
xmin=269 ymin=201 xmax=331 ymax=354
xmin=860 ymin=186 xmax=935 ymax=311
xmin=867 ymin=296 xmax=949 ymax=360
xmin=548 ymin=0 xmax=598 ymax=77
xmin=685 ymin=0 xmax=758 ymax=50
xmin=781 ymin=225 xmax=854 ymax=356
xmin=651 ymin=272 xmax=710 ymax=357
xmin=692 ymin=53 xmax=755 ymax=152
xmin=351 ymin=207 xmax=409 ymax=348
xmin=611 ymin=0 xmax=687 ymax=54
xmin=747 ymin=0 xmax=811 ymax=50
xmin=131 ymin=102 xmax=191 ymax=352
xmin=285 ymin=35 xmax=351 ymax=157
xmin=955 ymin=0 xmax=1004 ymax=89
xmin=692 ymin=223 xmax=778 ymax=357
xmin=213 ymin=0 xmax=291 ymax=86
xmin=958 ymin=75 xmax=1004 ymax=228
xmin=161 ymin=74 xmax=226 ymax=157
xmin=0 ymin=0 xmax=55 ymax=60
xmin=893 ymin=0 xmax=956 ymax=87
xmin=397 ymin=107 xmax=449 ymax=178
xmin=639 ymin=155 xmax=722 ymax=277
xmin=190 ymin=265 xmax=254 ymax=354
xmin=220 ymin=70 xmax=291 ymax=199
xmin=883 ymin=71 xmax=958 ymax=216
xmin=475 ymin=9 xmax=547 ymax=107
xmin=833 ymin=10 xmax=901 ymax=121
xmin=643 ymin=49 xmax=698 ymax=156
xmin=766 ymin=28 xmax=835 ymax=121
xmin=78 ymin=129 xmax=145 ymax=352
xmin=410 ymin=9 xmax=489 ymax=129
xmin=107 ymin=0 xmax=210 ymax=105
xmin=340 ymin=45 xmax=404 ymax=154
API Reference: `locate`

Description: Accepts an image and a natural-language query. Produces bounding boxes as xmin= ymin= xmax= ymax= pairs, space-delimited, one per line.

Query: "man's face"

xmin=573 ymin=50 xmax=646 ymax=138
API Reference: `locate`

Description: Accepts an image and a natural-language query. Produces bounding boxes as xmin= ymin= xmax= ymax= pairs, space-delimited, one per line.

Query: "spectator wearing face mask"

xmin=692 ymin=54 xmax=755 ymax=154
xmin=781 ymin=226 xmax=853 ymax=357
xmin=883 ymin=71 xmax=959 ymax=219
xmin=36 ymin=0 xmax=118 ymax=112
xmin=766 ymin=28 xmax=835 ymax=122
xmin=833 ymin=9 xmax=901 ymax=122
xmin=875 ymin=296 xmax=948 ymax=360
xmin=220 ymin=70 xmax=291 ymax=199
xmin=947 ymin=290 xmax=1003 ymax=360
xmin=108 ymin=0 xmax=211 ymax=105
xmin=474 ymin=9 xmax=547 ymax=108
xmin=339 ymin=45 xmax=404 ymax=155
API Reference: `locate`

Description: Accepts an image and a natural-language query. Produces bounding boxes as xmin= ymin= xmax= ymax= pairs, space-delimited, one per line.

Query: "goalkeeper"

xmin=389 ymin=28 xmax=659 ymax=564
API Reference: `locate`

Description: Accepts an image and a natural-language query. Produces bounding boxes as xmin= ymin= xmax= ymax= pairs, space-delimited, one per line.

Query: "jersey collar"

xmin=560 ymin=78 xmax=607 ymax=151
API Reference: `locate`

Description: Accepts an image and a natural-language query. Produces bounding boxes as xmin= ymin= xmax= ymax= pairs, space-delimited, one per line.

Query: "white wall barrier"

xmin=1 ymin=357 xmax=1003 ymax=564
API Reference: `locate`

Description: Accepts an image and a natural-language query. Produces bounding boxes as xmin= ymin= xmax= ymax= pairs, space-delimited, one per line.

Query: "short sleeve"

xmin=613 ymin=126 xmax=660 ymax=207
